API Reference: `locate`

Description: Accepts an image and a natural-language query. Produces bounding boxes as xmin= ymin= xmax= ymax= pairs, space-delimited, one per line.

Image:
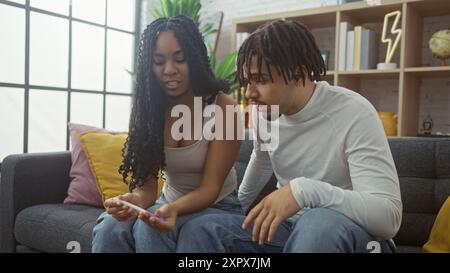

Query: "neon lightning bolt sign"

xmin=381 ymin=10 xmax=402 ymax=63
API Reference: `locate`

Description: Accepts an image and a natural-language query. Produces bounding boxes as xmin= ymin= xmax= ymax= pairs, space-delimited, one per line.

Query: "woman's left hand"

xmin=138 ymin=203 xmax=177 ymax=233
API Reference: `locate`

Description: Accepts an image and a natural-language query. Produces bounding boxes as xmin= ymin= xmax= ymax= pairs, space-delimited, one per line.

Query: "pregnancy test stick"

xmin=113 ymin=198 xmax=164 ymax=221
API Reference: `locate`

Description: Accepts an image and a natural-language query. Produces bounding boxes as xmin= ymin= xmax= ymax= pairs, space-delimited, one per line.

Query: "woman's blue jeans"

xmin=92 ymin=191 xmax=242 ymax=253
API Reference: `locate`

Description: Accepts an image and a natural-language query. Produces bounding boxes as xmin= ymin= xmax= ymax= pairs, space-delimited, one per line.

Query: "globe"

xmin=429 ymin=29 xmax=450 ymax=60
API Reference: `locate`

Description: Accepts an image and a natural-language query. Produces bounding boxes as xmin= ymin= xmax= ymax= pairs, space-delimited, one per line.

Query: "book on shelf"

xmin=338 ymin=21 xmax=354 ymax=71
xmin=346 ymin=30 xmax=355 ymax=71
xmin=353 ymin=26 xmax=362 ymax=70
xmin=360 ymin=28 xmax=377 ymax=69
xmin=345 ymin=26 xmax=377 ymax=71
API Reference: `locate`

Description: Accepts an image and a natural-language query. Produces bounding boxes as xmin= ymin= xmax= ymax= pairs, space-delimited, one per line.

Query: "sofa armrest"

xmin=0 ymin=152 xmax=72 ymax=252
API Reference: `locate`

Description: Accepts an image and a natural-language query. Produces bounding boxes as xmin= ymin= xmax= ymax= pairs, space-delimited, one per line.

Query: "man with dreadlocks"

xmin=92 ymin=15 xmax=242 ymax=252
xmin=177 ymin=19 xmax=402 ymax=253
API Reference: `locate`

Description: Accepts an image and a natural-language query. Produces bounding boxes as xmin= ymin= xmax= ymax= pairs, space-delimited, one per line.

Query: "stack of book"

xmin=339 ymin=22 xmax=378 ymax=71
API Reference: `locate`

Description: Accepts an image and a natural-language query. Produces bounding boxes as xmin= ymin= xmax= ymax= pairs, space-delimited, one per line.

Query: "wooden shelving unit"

xmin=404 ymin=66 xmax=450 ymax=77
xmin=231 ymin=0 xmax=450 ymax=136
xmin=339 ymin=69 xmax=400 ymax=77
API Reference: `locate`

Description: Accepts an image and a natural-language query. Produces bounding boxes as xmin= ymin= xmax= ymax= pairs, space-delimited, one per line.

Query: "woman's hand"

xmin=138 ymin=203 xmax=178 ymax=233
xmin=104 ymin=193 xmax=141 ymax=221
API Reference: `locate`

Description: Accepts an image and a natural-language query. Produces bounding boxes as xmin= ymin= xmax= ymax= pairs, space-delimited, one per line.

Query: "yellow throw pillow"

xmin=423 ymin=196 xmax=450 ymax=253
xmin=79 ymin=132 xmax=163 ymax=206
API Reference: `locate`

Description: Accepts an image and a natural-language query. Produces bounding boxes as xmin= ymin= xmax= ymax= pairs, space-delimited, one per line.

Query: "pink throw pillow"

xmin=64 ymin=122 xmax=116 ymax=207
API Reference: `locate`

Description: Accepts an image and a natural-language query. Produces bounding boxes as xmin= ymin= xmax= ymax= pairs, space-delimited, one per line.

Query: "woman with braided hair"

xmin=92 ymin=15 xmax=242 ymax=252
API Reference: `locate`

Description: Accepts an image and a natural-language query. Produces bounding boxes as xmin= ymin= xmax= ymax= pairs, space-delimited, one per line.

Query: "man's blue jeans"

xmin=177 ymin=208 xmax=393 ymax=253
xmin=92 ymin=191 xmax=242 ymax=253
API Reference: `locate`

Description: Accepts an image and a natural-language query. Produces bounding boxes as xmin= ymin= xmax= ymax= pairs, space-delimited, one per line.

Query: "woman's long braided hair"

xmin=236 ymin=19 xmax=326 ymax=87
xmin=120 ymin=15 xmax=229 ymax=191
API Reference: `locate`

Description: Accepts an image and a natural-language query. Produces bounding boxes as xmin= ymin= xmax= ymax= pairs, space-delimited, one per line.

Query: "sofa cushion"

xmin=389 ymin=138 xmax=436 ymax=178
xmin=14 ymin=204 xmax=103 ymax=253
xmin=16 ymin=245 xmax=42 ymax=253
xmin=423 ymin=196 xmax=450 ymax=252
xmin=80 ymin=132 xmax=164 ymax=204
xmin=395 ymin=245 xmax=423 ymax=253
xmin=65 ymin=122 xmax=114 ymax=207
xmin=435 ymin=178 xmax=450 ymax=211
xmin=394 ymin=212 xmax=436 ymax=247
xmin=436 ymin=141 xmax=450 ymax=178
xmin=389 ymin=138 xmax=450 ymax=248
xmin=80 ymin=132 xmax=130 ymax=204
xmin=399 ymin=177 xmax=436 ymax=213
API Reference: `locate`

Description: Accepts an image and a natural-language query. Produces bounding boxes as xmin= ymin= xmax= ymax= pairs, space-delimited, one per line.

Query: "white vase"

xmin=377 ymin=62 xmax=397 ymax=70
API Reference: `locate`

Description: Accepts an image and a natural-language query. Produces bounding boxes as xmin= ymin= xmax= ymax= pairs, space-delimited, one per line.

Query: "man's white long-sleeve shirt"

xmin=238 ymin=81 xmax=402 ymax=240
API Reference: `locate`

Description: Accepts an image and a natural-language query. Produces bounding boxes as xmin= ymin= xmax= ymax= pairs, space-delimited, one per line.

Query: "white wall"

xmin=201 ymin=0 xmax=338 ymax=60
xmin=141 ymin=0 xmax=338 ymax=60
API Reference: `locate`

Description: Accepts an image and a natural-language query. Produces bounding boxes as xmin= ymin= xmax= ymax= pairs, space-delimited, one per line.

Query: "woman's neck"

xmin=166 ymin=89 xmax=196 ymax=109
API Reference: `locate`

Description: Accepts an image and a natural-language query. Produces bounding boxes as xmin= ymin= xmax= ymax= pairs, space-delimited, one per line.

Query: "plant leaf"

xmin=215 ymin=51 xmax=237 ymax=78
xmin=151 ymin=9 xmax=162 ymax=19
xmin=160 ymin=0 xmax=170 ymax=17
xmin=209 ymin=53 xmax=216 ymax=71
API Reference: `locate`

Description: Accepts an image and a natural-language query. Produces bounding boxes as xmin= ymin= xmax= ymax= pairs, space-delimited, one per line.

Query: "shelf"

xmin=233 ymin=0 xmax=410 ymax=29
xmin=340 ymin=1 xmax=404 ymax=24
xmin=234 ymin=7 xmax=337 ymax=32
xmin=338 ymin=69 xmax=400 ymax=78
xmin=405 ymin=66 xmax=450 ymax=77
xmin=408 ymin=0 xmax=450 ymax=16
xmin=232 ymin=0 xmax=450 ymax=137
xmin=235 ymin=13 xmax=336 ymax=32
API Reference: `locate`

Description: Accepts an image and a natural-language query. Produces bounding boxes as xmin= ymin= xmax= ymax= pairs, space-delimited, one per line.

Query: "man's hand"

xmin=138 ymin=203 xmax=178 ymax=233
xmin=242 ymin=183 xmax=301 ymax=245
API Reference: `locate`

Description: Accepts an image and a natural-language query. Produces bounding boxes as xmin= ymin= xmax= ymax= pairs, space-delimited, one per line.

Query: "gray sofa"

xmin=1 ymin=137 xmax=450 ymax=253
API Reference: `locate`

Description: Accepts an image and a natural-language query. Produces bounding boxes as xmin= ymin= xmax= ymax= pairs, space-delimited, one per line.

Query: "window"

xmin=0 ymin=87 xmax=24 ymax=160
xmin=0 ymin=0 xmax=139 ymax=161
xmin=30 ymin=0 xmax=70 ymax=16
xmin=72 ymin=0 xmax=106 ymax=25
xmin=106 ymin=29 xmax=134 ymax=93
xmin=71 ymin=22 xmax=104 ymax=91
xmin=29 ymin=11 xmax=69 ymax=87
xmin=107 ymin=0 xmax=136 ymax=32
xmin=28 ymin=89 xmax=68 ymax=153
xmin=105 ymin=95 xmax=132 ymax=132
xmin=0 ymin=4 xmax=25 ymax=84
xmin=70 ymin=92 xmax=103 ymax=128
